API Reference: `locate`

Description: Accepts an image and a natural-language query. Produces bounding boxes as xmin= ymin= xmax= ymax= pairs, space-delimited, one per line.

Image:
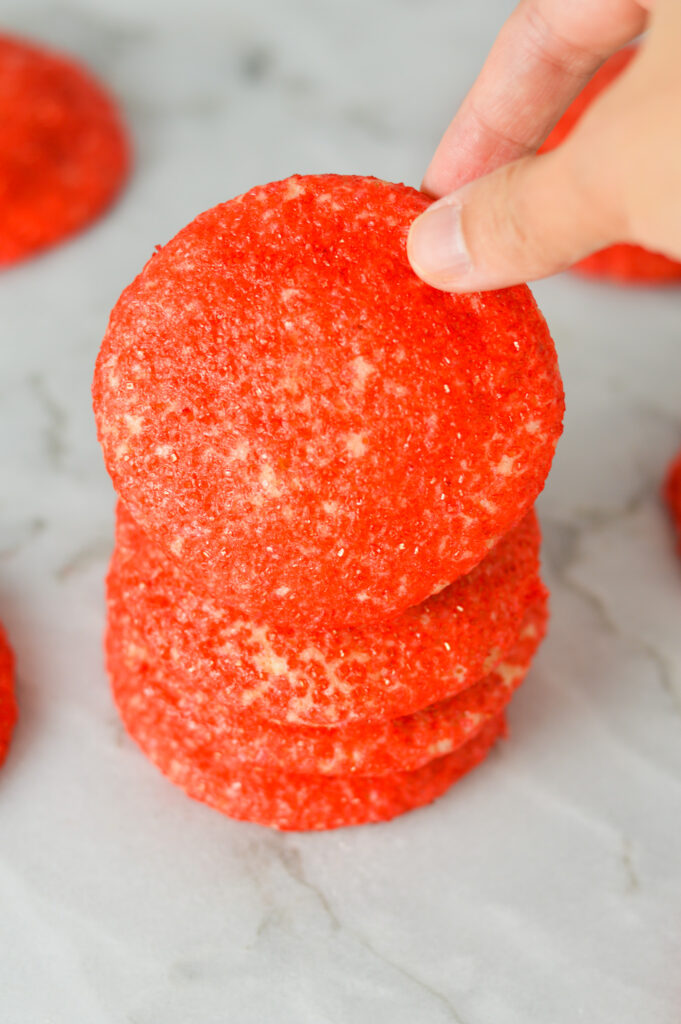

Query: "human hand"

xmin=408 ymin=0 xmax=681 ymax=291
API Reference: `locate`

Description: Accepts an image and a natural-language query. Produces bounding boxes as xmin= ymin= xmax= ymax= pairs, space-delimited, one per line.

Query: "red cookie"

xmin=665 ymin=450 xmax=681 ymax=550
xmin=94 ymin=174 xmax=563 ymax=628
xmin=0 ymin=33 xmax=130 ymax=266
xmin=107 ymin=502 xmax=543 ymax=725
xmin=107 ymin=588 xmax=547 ymax=776
xmin=0 ymin=623 xmax=17 ymax=768
xmin=541 ymin=47 xmax=681 ymax=284
xmin=112 ymin=654 xmax=506 ymax=829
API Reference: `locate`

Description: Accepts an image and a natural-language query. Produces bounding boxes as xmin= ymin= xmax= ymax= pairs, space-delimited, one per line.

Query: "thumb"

xmin=407 ymin=144 xmax=626 ymax=292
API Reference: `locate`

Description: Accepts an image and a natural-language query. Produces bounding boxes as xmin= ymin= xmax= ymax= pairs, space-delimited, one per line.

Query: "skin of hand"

xmin=407 ymin=0 xmax=681 ymax=292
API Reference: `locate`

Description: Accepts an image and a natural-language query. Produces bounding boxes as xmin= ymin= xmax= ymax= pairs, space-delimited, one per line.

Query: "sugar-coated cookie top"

xmin=95 ymin=174 xmax=563 ymax=628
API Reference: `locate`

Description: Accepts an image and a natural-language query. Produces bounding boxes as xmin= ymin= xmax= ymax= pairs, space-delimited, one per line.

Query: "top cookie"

xmin=94 ymin=174 xmax=563 ymax=628
xmin=0 ymin=33 xmax=129 ymax=266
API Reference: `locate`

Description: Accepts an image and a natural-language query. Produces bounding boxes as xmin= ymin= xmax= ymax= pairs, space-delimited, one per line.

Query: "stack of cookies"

xmin=94 ymin=175 xmax=564 ymax=830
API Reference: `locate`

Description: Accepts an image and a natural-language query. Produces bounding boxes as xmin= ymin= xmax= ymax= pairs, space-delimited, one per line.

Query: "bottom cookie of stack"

xmin=108 ymin=593 xmax=547 ymax=778
xmin=106 ymin=582 xmax=548 ymax=830
xmin=110 ymin=658 xmax=506 ymax=831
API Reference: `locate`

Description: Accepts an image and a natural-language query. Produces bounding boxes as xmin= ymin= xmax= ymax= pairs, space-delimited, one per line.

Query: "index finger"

xmin=423 ymin=0 xmax=649 ymax=198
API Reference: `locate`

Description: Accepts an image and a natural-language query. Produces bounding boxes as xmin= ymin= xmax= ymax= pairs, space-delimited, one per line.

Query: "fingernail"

xmin=408 ymin=200 xmax=471 ymax=281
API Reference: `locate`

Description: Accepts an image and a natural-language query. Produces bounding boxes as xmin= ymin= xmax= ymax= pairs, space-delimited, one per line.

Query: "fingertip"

xmin=407 ymin=200 xmax=472 ymax=289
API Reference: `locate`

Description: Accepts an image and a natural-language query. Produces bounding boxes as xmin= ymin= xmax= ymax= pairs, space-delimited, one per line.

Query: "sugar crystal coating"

xmin=107 ymin=589 xmax=547 ymax=776
xmin=107 ymin=502 xmax=543 ymax=725
xmin=94 ymin=174 xmax=563 ymax=628
xmin=0 ymin=623 xmax=16 ymax=768
xmin=541 ymin=47 xmax=681 ymax=284
xmin=0 ymin=33 xmax=129 ymax=266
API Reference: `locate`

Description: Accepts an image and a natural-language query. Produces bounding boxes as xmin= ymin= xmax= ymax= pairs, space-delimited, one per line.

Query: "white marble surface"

xmin=1 ymin=1 xmax=681 ymax=1021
